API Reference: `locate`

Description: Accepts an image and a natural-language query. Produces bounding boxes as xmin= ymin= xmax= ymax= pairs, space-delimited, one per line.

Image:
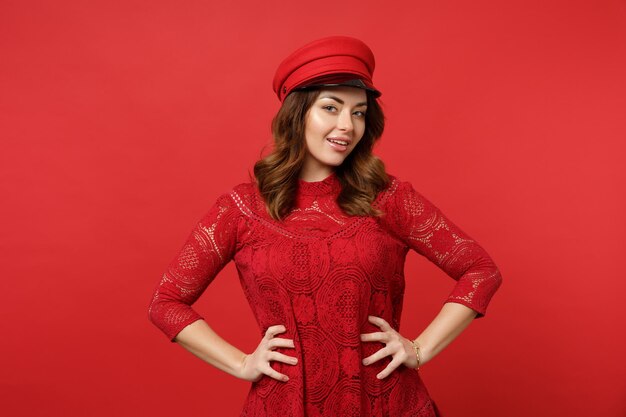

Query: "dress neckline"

xmin=297 ymin=171 xmax=341 ymax=196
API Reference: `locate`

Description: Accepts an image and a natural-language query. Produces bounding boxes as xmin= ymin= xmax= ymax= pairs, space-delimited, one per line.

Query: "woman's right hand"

xmin=237 ymin=325 xmax=297 ymax=383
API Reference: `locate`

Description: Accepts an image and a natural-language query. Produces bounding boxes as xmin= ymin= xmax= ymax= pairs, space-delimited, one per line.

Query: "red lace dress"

xmin=148 ymin=171 xmax=502 ymax=417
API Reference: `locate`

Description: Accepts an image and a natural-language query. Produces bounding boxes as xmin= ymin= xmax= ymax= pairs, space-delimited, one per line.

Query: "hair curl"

xmin=252 ymin=88 xmax=390 ymax=221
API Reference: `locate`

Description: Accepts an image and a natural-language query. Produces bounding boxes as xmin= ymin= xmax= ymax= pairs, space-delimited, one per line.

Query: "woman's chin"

xmin=322 ymin=153 xmax=350 ymax=165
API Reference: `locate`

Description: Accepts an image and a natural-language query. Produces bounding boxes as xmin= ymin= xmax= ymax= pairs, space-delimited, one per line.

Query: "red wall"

xmin=1 ymin=1 xmax=624 ymax=416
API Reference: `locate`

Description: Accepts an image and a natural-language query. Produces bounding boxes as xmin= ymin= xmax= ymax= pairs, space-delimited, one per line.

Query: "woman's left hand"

xmin=360 ymin=315 xmax=419 ymax=379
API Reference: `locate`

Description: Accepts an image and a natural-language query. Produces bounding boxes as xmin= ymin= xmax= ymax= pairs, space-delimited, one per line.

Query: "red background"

xmin=1 ymin=1 xmax=625 ymax=416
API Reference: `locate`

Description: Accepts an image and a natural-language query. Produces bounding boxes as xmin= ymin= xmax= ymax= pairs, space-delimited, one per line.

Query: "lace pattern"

xmin=148 ymin=172 xmax=501 ymax=416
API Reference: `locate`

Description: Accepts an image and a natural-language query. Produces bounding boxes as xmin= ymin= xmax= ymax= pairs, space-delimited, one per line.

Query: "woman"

xmin=148 ymin=35 xmax=503 ymax=417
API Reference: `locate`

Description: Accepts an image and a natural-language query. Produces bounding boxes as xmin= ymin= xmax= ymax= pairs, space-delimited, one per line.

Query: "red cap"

xmin=272 ymin=35 xmax=382 ymax=102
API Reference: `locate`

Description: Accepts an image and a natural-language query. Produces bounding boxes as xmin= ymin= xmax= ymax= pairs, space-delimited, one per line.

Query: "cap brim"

xmin=294 ymin=78 xmax=382 ymax=98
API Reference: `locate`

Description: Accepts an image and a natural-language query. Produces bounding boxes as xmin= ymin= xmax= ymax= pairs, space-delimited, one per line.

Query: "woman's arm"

xmin=361 ymin=303 xmax=477 ymax=377
xmin=174 ymin=320 xmax=298 ymax=382
xmin=383 ymin=178 xmax=503 ymax=319
xmin=173 ymin=319 xmax=248 ymax=379
xmin=148 ymin=190 xmax=298 ymax=382
xmin=364 ymin=178 xmax=503 ymax=377
xmin=412 ymin=302 xmax=478 ymax=367
xmin=148 ymin=192 xmax=241 ymax=342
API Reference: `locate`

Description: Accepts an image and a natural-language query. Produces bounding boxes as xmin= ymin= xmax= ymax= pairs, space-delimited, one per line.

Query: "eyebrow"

xmin=319 ymin=95 xmax=368 ymax=107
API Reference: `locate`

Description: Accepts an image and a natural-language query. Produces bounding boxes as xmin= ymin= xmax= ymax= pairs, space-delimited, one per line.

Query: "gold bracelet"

xmin=410 ymin=339 xmax=422 ymax=370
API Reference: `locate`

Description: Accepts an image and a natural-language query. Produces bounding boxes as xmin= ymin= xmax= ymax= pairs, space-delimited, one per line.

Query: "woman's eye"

xmin=323 ymin=105 xmax=337 ymax=112
xmin=354 ymin=111 xmax=366 ymax=117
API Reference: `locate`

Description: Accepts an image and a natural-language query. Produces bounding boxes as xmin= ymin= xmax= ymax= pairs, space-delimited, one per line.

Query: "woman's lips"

xmin=326 ymin=138 xmax=348 ymax=151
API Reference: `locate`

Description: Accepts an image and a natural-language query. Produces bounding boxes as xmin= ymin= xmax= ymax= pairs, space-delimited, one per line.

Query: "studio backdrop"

xmin=1 ymin=1 xmax=624 ymax=416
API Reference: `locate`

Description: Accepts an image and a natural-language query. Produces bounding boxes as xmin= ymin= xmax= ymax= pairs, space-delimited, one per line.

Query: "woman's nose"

xmin=337 ymin=110 xmax=354 ymax=132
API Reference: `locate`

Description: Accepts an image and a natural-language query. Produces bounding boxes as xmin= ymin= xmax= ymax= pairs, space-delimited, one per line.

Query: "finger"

xmin=368 ymin=315 xmax=391 ymax=331
xmin=376 ymin=356 xmax=403 ymax=379
xmin=265 ymin=325 xmax=287 ymax=339
xmin=268 ymin=337 xmax=296 ymax=349
xmin=360 ymin=331 xmax=388 ymax=343
xmin=263 ymin=364 xmax=290 ymax=382
xmin=362 ymin=346 xmax=390 ymax=366
xmin=268 ymin=351 xmax=298 ymax=365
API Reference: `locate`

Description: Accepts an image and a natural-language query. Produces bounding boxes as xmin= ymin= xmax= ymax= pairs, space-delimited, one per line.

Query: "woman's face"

xmin=301 ymin=86 xmax=367 ymax=179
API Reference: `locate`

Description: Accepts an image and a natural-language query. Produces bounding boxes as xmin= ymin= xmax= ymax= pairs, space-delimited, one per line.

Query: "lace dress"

xmin=148 ymin=171 xmax=503 ymax=417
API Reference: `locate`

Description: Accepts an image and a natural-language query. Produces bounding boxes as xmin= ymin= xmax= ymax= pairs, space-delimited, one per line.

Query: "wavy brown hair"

xmin=252 ymin=88 xmax=390 ymax=221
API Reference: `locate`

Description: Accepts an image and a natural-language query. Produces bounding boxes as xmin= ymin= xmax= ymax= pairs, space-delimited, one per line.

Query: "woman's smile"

xmin=326 ymin=136 xmax=351 ymax=151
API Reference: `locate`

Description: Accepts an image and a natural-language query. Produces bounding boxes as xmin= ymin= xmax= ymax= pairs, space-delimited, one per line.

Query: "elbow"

xmin=491 ymin=264 xmax=503 ymax=292
xmin=147 ymin=294 xmax=177 ymax=341
xmin=451 ymin=260 xmax=503 ymax=319
xmin=147 ymin=287 xmax=175 ymax=329
xmin=147 ymin=290 xmax=199 ymax=342
xmin=147 ymin=293 xmax=162 ymax=327
xmin=480 ymin=260 xmax=503 ymax=299
xmin=474 ymin=254 xmax=503 ymax=291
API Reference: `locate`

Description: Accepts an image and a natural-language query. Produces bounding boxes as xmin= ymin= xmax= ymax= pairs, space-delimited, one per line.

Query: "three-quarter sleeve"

xmin=384 ymin=180 xmax=503 ymax=318
xmin=148 ymin=192 xmax=241 ymax=341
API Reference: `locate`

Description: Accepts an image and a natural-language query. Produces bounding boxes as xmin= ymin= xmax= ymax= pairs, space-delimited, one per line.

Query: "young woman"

xmin=148 ymin=35 xmax=503 ymax=417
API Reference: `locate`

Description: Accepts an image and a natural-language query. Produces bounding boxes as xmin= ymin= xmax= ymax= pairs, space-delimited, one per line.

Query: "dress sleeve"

xmin=384 ymin=180 xmax=503 ymax=318
xmin=148 ymin=191 xmax=240 ymax=341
